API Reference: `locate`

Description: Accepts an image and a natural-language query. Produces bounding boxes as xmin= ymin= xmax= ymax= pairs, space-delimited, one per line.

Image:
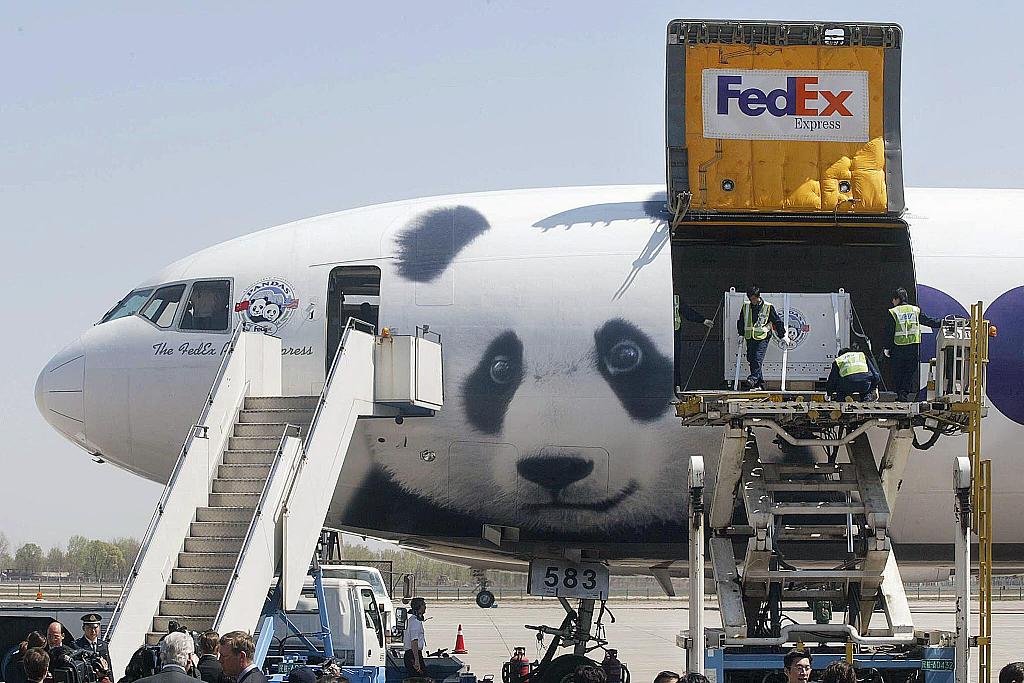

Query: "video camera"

xmin=50 ymin=647 xmax=110 ymax=683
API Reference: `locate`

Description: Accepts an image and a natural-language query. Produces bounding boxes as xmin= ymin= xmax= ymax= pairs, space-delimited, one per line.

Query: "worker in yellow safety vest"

xmin=826 ymin=346 xmax=881 ymax=401
xmin=674 ymin=294 xmax=714 ymax=388
xmin=882 ymin=287 xmax=942 ymax=401
xmin=735 ymin=286 xmax=789 ymax=391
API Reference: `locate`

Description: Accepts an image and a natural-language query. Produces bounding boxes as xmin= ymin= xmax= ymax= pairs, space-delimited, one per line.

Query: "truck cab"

xmin=319 ymin=565 xmax=397 ymax=637
xmin=262 ymin=578 xmax=387 ymax=683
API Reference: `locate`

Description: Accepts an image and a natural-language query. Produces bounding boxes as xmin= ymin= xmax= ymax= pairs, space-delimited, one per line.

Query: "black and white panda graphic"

xmin=342 ymin=199 xmax=702 ymax=542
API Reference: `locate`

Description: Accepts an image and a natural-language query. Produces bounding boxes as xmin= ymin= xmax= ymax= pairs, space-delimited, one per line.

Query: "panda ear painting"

xmin=395 ymin=205 xmax=490 ymax=282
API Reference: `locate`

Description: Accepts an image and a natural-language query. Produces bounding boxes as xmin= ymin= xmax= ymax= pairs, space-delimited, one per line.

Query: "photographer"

xmin=23 ymin=648 xmax=49 ymax=683
xmin=134 ymin=632 xmax=196 ymax=683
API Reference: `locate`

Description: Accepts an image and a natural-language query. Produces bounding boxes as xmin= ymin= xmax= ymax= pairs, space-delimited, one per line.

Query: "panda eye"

xmin=593 ymin=318 xmax=673 ymax=422
xmin=462 ymin=331 xmax=524 ymax=434
xmin=489 ymin=356 xmax=515 ymax=384
xmin=603 ymin=340 xmax=642 ymax=375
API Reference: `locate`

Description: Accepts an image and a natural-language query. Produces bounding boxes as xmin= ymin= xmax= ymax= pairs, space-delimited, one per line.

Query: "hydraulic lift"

xmin=677 ymin=304 xmax=991 ymax=683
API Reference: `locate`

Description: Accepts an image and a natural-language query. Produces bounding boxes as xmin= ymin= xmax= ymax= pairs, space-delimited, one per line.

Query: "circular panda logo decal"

xmin=234 ymin=278 xmax=299 ymax=334
xmin=773 ymin=306 xmax=811 ymax=349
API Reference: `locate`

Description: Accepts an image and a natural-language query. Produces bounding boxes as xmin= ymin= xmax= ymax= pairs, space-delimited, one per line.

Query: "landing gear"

xmin=523 ymin=598 xmax=628 ymax=683
xmin=475 ymin=590 xmax=496 ymax=609
xmin=472 ymin=568 xmax=496 ymax=609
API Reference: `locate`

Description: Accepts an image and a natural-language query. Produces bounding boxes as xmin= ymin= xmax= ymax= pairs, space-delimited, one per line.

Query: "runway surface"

xmin=426 ymin=600 xmax=1024 ymax=683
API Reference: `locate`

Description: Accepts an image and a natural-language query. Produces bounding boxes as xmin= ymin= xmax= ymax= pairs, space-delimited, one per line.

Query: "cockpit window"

xmin=141 ymin=284 xmax=187 ymax=328
xmin=179 ymin=280 xmax=231 ymax=332
xmin=99 ymin=289 xmax=154 ymax=324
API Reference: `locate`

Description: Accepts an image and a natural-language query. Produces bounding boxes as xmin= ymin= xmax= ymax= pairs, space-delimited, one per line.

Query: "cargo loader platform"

xmin=674 ymin=391 xmax=977 ymax=433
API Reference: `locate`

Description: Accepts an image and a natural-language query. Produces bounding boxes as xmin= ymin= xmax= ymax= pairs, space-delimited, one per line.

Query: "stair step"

xmin=244 ymin=396 xmax=319 ymax=411
xmin=153 ymin=616 xmax=214 ymax=633
xmin=209 ymin=492 xmax=260 ymax=507
xmin=159 ymin=599 xmax=220 ymax=617
xmin=212 ymin=477 xmax=266 ymax=494
xmin=772 ymin=502 xmax=866 ymax=515
xmin=222 ymin=450 xmax=277 ymax=465
xmin=177 ymin=551 xmax=238 ymax=569
xmin=233 ymin=422 xmax=305 ymax=438
xmin=196 ymin=506 xmax=254 ymax=523
xmin=218 ymin=463 xmax=273 ymax=479
xmin=237 ymin=409 xmax=315 ymax=424
xmin=184 ymin=536 xmax=244 ymax=553
xmin=766 ymin=482 xmax=860 ymax=492
xmin=172 ymin=567 xmax=232 ymax=584
xmin=191 ymin=520 xmax=250 ymax=537
xmin=743 ymin=568 xmax=882 ymax=580
xmin=145 ymin=632 xmax=166 ymax=646
xmin=778 ymin=525 xmax=851 ymax=540
xmin=166 ymin=583 xmax=229 ymax=601
xmin=228 ymin=436 xmax=287 ymax=451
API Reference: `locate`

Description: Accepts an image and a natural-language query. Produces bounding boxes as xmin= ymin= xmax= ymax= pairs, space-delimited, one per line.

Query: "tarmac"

xmin=426 ymin=600 xmax=1024 ymax=683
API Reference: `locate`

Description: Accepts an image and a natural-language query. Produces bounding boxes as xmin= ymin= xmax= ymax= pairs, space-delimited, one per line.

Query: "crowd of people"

xmin=6 ymin=616 xmax=1024 ymax=683
xmin=2 ymin=617 xmax=348 ymax=683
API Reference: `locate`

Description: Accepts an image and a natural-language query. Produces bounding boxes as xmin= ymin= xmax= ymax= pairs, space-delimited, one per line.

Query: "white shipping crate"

xmin=723 ymin=290 xmax=851 ymax=383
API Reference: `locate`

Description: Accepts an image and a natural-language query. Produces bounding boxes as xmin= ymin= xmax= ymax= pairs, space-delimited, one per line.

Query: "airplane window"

xmin=98 ymin=288 xmax=154 ymax=324
xmin=180 ymin=280 xmax=231 ymax=332
xmin=140 ymin=284 xmax=187 ymax=328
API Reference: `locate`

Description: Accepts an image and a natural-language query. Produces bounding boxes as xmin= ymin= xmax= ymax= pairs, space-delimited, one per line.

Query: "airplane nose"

xmin=517 ymin=455 xmax=594 ymax=492
xmin=36 ymin=339 xmax=86 ymax=438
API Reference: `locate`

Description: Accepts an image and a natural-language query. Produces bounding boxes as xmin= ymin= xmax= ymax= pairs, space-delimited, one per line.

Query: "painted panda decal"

xmin=340 ymin=199 xmax=694 ymax=543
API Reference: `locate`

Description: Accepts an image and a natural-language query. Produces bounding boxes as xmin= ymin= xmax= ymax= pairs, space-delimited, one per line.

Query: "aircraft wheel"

xmin=535 ymin=655 xmax=595 ymax=683
xmin=475 ymin=590 xmax=496 ymax=608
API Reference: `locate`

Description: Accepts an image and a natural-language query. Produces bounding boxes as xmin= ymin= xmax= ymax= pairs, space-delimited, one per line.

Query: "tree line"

xmin=0 ymin=531 xmax=140 ymax=582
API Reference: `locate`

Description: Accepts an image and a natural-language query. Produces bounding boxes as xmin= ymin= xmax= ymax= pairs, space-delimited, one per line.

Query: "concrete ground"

xmin=426 ymin=601 xmax=1024 ymax=683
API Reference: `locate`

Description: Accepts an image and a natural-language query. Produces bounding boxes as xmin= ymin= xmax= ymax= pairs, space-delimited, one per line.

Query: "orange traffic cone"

xmin=453 ymin=624 xmax=468 ymax=654
xmin=35 ymin=591 xmax=43 ymax=601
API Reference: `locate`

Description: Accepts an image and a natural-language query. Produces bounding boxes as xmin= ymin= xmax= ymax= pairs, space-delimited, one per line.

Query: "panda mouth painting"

xmin=523 ymin=479 xmax=640 ymax=513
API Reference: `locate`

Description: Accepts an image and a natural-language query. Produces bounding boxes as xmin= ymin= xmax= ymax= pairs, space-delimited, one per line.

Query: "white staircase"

xmin=106 ymin=323 xmax=443 ymax=674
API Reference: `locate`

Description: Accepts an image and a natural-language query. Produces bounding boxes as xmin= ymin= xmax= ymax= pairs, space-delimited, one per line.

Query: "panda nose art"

xmin=517 ymin=456 xmax=594 ymax=492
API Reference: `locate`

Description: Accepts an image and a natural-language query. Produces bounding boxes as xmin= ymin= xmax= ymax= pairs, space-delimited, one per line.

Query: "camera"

xmin=50 ymin=648 xmax=110 ymax=683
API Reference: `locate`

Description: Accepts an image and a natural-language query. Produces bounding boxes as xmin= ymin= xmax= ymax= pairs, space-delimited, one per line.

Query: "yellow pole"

xmin=968 ymin=302 xmax=992 ymax=683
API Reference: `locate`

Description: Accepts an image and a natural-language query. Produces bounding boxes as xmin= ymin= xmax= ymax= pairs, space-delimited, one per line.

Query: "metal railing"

xmin=105 ymin=321 xmax=249 ymax=640
xmin=213 ymin=423 xmax=301 ymax=629
xmin=280 ymin=318 xmax=375 ymax=507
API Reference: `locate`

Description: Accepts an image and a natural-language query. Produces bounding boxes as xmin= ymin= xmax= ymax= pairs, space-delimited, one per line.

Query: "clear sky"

xmin=3 ymin=2 xmax=1022 ymax=551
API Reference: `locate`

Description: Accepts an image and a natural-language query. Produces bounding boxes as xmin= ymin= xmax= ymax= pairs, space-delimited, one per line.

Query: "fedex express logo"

xmin=702 ymin=69 xmax=869 ymax=143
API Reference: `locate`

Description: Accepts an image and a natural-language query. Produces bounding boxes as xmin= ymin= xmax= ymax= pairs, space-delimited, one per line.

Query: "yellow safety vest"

xmin=889 ymin=304 xmax=921 ymax=346
xmin=836 ymin=351 xmax=869 ymax=377
xmin=743 ymin=302 xmax=773 ymax=341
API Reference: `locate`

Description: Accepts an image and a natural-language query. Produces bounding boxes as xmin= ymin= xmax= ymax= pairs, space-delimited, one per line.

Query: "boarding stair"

xmin=104 ymin=321 xmax=443 ymax=674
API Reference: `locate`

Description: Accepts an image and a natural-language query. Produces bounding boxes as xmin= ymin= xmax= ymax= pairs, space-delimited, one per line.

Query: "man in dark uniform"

xmin=75 ymin=613 xmax=112 ymax=677
xmin=736 ymin=286 xmax=789 ymax=390
xmin=826 ymin=347 xmax=881 ymax=401
xmin=882 ymin=287 xmax=942 ymax=401
xmin=673 ymin=294 xmax=714 ymax=388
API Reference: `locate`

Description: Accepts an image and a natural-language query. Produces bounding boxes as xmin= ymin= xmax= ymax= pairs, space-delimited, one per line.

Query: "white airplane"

xmin=34 ymin=184 xmax=1024 ymax=582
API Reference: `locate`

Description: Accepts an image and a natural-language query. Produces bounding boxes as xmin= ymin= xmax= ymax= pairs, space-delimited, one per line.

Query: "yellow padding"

xmin=684 ymin=44 xmax=887 ymax=213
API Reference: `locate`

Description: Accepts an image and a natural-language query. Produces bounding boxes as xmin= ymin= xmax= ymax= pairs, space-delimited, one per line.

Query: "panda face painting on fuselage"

xmin=341 ymin=202 xmax=701 ymax=543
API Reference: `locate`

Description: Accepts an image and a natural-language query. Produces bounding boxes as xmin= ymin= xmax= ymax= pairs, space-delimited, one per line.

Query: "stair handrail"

xmin=213 ymin=422 xmax=302 ymax=630
xmin=283 ymin=318 xmax=376 ymax=508
xmin=106 ymin=321 xmax=249 ymax=641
